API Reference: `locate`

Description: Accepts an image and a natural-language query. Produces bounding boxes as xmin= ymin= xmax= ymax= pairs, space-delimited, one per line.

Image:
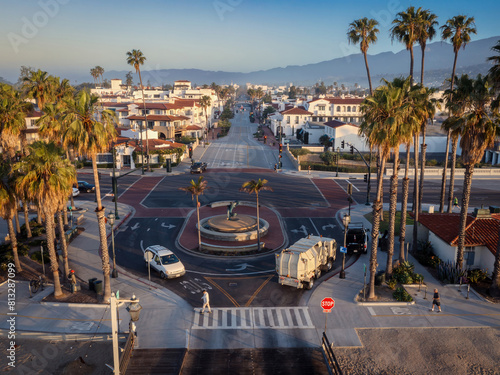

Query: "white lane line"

xmin=367 ymin=307 xmax=376 ymax=316
xmin=309 ymin=218 xmax=321 ymax=236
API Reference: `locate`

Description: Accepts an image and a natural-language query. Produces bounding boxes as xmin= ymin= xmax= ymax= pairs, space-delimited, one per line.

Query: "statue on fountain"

xmin=227 ymin=201 xmax=239 ymax=220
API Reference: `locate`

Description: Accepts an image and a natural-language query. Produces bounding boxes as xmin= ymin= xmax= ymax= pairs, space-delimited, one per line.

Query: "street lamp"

xmin=112 ymin=146 xmax=119 ymax=219
xmin=109 ymin=293 xmax=142 ymax=375
xmin=107 ymin=212 xmax=118 ymax=278
xmin=336 ymin=147 xmax=340 ymax=177
xmin=340 ymin=214 xmax=351 ymax=279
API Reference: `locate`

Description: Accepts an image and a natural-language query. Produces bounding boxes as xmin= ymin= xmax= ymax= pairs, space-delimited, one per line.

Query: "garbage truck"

xmin=275 ymin=235 xmax=337 ymax=290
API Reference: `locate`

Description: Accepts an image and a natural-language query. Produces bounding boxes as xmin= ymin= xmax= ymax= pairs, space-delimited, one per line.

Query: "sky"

xmin=1 ymin=0 xmax=499 ymax=83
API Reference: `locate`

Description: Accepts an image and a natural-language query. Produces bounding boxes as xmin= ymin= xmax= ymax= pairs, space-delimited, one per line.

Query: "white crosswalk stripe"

xmin=192 ymin=306 xmax=315 ymax=330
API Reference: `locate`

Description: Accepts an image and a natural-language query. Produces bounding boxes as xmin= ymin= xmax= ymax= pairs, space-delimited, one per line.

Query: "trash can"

xmin=94 ymin=280 xmax=103 ymax=295
xmin=375 ymin=271 xmax=386 ymax=286
xmin=165 ymin=159 xmax=172 ymax=173
xmin=88 ymin=278 xmax=97 ymax=291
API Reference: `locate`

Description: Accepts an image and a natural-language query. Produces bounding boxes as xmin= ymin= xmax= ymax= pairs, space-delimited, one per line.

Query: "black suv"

xmin=190 ymin=162 xmax=207 ymax=174
xmin=346 ymin=223 xmax=369 ymax=254
xmin=77 ymin=181 xmax=95 ymax=193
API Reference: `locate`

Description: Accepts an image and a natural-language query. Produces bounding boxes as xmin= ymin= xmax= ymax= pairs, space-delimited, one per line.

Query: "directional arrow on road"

xmin=161 ymin=223 xmax=176 ymax=229
xmin=225 ymin=263 xmax=255 ymax=272
xmin=131 ymin=223 xmax=140 ymax=231
xmin=291 ymin=225 xmax=308 ymax=236
xmin=322 ymin=224 xmax=335 ymax=230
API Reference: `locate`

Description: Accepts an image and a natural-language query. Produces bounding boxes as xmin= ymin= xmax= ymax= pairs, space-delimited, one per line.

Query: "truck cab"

xmin=346 ymin=223 xmax=369 ymax=254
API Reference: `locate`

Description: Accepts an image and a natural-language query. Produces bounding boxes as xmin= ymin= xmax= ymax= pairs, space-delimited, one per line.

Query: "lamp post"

xmin=112 ymin=147 xmax=119 ymax=219
xmin=108 ymin=212 xmax=118 ymax=278
xmin=109 ymin=293 xmax=142 ymax=375
xmin=336 ymin=147 xmax=340 ymax=177
xmin=340 ymin=214 xmax=350 ymax=279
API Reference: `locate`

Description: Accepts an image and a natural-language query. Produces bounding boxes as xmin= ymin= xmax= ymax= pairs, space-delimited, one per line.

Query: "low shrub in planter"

xmin=393 ymin=287 xmax=413 ymax=302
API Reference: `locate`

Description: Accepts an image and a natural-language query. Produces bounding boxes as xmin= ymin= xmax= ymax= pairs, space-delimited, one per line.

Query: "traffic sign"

xmin=340 ymin=246 xmax=347 ymax=254
xmin=321 ymin=297 xmax=335 ymax=312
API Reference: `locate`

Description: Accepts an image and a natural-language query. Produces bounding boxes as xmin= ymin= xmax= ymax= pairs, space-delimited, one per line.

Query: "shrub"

xmin=386 ymin=278 xmax=398 ymax=290
xmin=468 ymin=269 xmax=489 ymax=284
xmin=320 ymin=151 xmax=336 ymax=165
xmin=437 ymin=261 xmax=467 ymax=284
xmin=393 ymin=287 xmax=413 ymax=302
xmin=414 ymin=241 xmax=441 ymax=268
xmin=30 ymin=250 xmax=50 ymax=265
xmin=290 ymin=148 xmax=311 ymax=157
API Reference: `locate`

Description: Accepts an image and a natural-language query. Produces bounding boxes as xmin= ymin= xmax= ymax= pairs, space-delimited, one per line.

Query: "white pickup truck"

xmin=275 ymin=236 xmax=337 ymax=289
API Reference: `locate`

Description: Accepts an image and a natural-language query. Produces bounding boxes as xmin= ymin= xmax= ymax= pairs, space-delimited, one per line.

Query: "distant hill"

xmin=85 ymin=36 xmax=500 ymax=87
xmin=0 ymin=77 xmax=12 ymax=85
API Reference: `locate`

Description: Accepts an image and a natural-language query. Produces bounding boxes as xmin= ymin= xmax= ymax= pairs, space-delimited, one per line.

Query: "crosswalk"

xmin=192 ymin=306 xmax=315 ymax=330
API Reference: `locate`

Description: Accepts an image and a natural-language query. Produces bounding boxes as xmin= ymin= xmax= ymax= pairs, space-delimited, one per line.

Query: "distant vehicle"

xmin=276 ymin=236 xmax=337 ymax=290
xmin=190 ymin=162 xmax=207 ymax=174
xmin=346 ymin=223 xmax=369 ymax=254
xmin=144 ymin=245 xmax=186 ymax=279
xmin=72 ymin=188 xmax=80 ymax=197
xmin=77 ymin=181 xmax=95 ymax=193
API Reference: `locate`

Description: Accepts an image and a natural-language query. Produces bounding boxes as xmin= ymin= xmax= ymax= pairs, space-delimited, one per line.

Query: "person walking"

xmin=201 ymin=289 xmax=212 ymax=314
xmin=431 ymin=288 xmax=442 ymax=312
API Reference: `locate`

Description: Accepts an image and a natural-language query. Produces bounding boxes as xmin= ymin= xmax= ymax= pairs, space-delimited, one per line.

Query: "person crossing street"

xmin=200 ymin=289 xmax=212 ymax=314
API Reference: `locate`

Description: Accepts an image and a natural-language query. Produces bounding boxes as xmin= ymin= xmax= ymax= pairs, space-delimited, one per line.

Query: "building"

xmin=307 ymin=97 xmax=364 ymax=124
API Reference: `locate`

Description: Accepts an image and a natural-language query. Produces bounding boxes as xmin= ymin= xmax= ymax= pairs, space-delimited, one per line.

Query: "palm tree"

xmin=126 ymin=49 xmax=150 ymax=173
xmin=347 ymin=18 xmax=380 ymax=95
xmin=240 ymin=179 xmax=273 ymax=251
xmin=62 ymin=90 xmax=117 ymax=301
xmin=490 ymin=227 xmax=500 ymax=297
xmin=360 ymin=82 xmax=408 ymax=298
xmin=96 ymin=66 xmax=104 ymax=85
xmin=417 ymin=10 xmax=438 ymax=85
xmin=447 ymin=75 xmax=498 ymax=268
xmin=14 ymin=141 xmax=76 ymax=298
xmin=90 ymin=68 xmax=99 ymax=87
xmin=179 ymin=177 xmax=208 ymax=251
xmin=199 ymin=95 xmax=212 ymax=134
xmin=488 ymin=40 xmax=500 ymax=90
xmin=439 ymin=15 xmax=477 ymax=213
xmin=22 ymin=69 xmax=54 ymax=110
xmin=391 ymin=6 xmax=421 ymax=85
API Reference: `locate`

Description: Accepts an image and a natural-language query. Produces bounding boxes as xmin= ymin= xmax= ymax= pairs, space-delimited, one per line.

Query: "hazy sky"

xmin=1 ymin=0 xmax=499 ymax=82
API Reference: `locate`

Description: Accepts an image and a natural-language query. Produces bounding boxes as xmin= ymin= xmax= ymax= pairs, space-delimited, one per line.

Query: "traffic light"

xmin=333 ymin=154 xmax=337 ymax=163
xmin=279 ymin=143 xmax=283 ymax=153
xmin=189 ymin=147 xmax=193 ymax=158
xmin=341 ymin=140 xmax=345 ymax=148
xmin=279 ymin=154 xmax=282 ymax=159
xmin=350 ymin=145 xmax=354 ymax=154
xmin=264 ymin=136 xmax=267 ymax=144
xmin=364 ymin=174 xmax=368 ymax=182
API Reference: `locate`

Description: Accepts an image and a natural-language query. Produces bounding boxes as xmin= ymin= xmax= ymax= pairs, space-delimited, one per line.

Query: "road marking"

xmin=186 ymin=270 xmax=274 ymax=276
xmin=309 ymin=218 xmax=320 ymax=236
xmin=192 ymin=307 xmax=315 ymax=330
xmin=391 ymin=307 xmax=411 ymax=315
xmin=367 ymin=307 xmax=376 ymax=316
xmin=225 ymin=263 xmax=255 ymax=272
xmin=245 ymin=275 xmax=273 ymax=307
xmin=131 ymin=223 xmax=140 ymax=230
xmin=322 ymin=224 xmax=335 ymax=231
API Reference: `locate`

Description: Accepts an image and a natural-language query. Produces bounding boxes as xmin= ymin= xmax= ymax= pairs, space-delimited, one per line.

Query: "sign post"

xmin=321 ymin=297 xmax=335 ymax=332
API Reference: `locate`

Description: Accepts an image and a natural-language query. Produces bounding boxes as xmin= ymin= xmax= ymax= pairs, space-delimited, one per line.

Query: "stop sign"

xmin=321 ymin=297 xmax=335 ymax=312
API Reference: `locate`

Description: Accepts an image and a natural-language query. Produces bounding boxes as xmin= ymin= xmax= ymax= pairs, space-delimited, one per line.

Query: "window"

xmin=160 ymin=121 xmax=166 ymax=127
xmin=350 ymin=117 xmax=354 ymax=123
xmin=295 ymin=116 xmax=299 ymax=124
xmin=465 ymin=248 xmax=475 ymax=266
xmin=287 ymin=116 xmax=290 ymax=124
xmin=318 ymin=105 xmax=325 ymax=111
xmin=156 ymin=110 xmax=161 ymax=114
xmin=148 ymin=121 xmax=154 ymax=128
xmin=343 ymin=106 xmax=346 ymax=112
xmin=336 ymin=106 xmax=341 ymax=112
xmin=154 ymin=94 xmax=160 ymax=98
xmin=312 ymin=116 xmax=317 ymax=122
xmin=347 ymin=106 xmax=351 ymax=112
xmin=352 ymin=106 xmax=357 ymax=112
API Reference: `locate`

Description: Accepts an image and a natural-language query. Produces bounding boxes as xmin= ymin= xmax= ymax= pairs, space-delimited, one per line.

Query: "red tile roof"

xmin=417 ymin=213 xmax=500 ymax=255
xmin=136 ymin=103 xmax=183 ymax=110
xmin=185 ymin=125 xmax=202 ymax=130
xmin=323 ymin=120 xmax=358 ymax=129
xmin=326 ymin=98 xmax=364 ymax=105
xmin=26 ymin=110 xmax=42 ymax=118
xmin=280 ymin=107 xmax=313 ymax=115
xmin=100 ymin=102 xmax=129 ymax=107
xmin=127 ymin=115 xmax=190 ymax=122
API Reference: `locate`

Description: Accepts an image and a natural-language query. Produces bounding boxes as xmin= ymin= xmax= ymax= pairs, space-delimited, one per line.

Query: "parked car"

xmin=72 ymin=188 xmax=80 ymax=197
xmin=190 ymin=162 xmax=207 ymax=174
xmin=346 ymin=223 xmax=369 ymax=254
xmin=77 ymin=181 xmax=95 ymax=193
xmin=144 ymin=245 xmax=186 ymax=279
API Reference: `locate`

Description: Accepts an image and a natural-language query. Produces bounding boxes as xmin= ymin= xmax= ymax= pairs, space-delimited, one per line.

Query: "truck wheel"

xmin=315 ymin=269 xmax=321 ymax=279
xmin=307 ymin=279 xmax=314 ymax=290
xmin=326 ymin=259 xmax=333 ymax=271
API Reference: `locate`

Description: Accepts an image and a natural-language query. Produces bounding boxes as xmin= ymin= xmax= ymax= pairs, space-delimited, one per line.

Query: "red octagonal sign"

xmin=321 ymin=297 xmax=335 ymax=311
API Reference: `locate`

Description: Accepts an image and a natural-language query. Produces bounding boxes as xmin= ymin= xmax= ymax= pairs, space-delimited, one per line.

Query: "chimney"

xmin=474 ymin=207 xmax=491 ymax=218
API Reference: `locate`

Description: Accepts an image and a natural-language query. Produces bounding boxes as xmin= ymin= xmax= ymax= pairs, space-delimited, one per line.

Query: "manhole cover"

xmin=228 ymin=283 xmax=237 ymax=287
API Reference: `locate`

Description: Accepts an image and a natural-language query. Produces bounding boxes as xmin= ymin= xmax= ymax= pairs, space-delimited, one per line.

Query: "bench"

xmin=64 ymin=226 xmax=78 ymax=242
xmin=76 ymin=214 xmax=85 ymax=226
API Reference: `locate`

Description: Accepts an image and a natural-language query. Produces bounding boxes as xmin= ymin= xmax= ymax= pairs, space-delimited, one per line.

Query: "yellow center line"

xmin=374 ymin=313 xmax=500 ymax=317
xmin=0 ymin=314 xmax=110 ymax=322
xmin=204 ymin=277 xmax=240 ymax=307
xmin=245 ymin=275 xmax=273 ymax=307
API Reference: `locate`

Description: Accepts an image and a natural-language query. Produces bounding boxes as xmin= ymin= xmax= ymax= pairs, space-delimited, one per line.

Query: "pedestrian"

xmin=200 ymin=289 xmax=212 ymax=314
xmin=308 ymin=165 xmax=311 ymax=175
xmin=431 ymin=288 xmax=442 ymax=312
xmin=274 ymin=164 xmax=277 ymax=172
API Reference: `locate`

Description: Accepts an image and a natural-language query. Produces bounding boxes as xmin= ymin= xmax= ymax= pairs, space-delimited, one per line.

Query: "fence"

xmin=321 ymin=332 xmax=343 ymax=375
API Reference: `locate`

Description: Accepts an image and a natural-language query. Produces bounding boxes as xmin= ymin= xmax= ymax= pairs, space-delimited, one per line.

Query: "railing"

xmin=119 ymin=329 xmax=136 ymax=374
xmin=321 ymin=332 xmax=343 ymax=375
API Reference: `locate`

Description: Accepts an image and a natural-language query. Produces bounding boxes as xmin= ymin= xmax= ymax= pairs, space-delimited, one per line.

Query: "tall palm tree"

xmin=90 ymin=68 xmax=99 ymax=87
xmin=14 ymin=141 xmax=76 ymax=297
xmin=240 ymin=179 xmax=273 ymax=251
xmin=488 ymin=39 xmax=500 ymax=90
xmin=447 ymin=75 xmax=498 ymax=268
xmin=439 ymin=15 xmax=477 ymax=213
xmin=179 ymin=177 xmax=208 ymax=251
xmin=360 ymin=82 xmax=407 ymax=298
xmin=62 ymin=90 xmax=117 ymax=301
xmin=347 ymin=18 xmax=380 ymax=95
xmin=126 ymin=49 xmax=150 ymax=172
xmin=417 ymin=10 xmax=438 ymax=85
xmin=391 ymin=6 xmax=421 ymax=85
xmin=199 ymin=95 xmax=212 ymax=134
xmin=22 ymin=69 xmax=54 ymax=110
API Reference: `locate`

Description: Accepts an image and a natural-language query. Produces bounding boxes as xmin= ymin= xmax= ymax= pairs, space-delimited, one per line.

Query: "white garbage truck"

xmin=275 ymin=236 xmax=337 ymax=289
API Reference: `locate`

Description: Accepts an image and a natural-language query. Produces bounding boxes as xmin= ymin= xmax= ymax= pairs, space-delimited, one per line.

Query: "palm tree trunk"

xmin=37 ymin=204 xmax=42 ymax=224
xmin=14 ymin=200 xmax=21 ymax=234
xmin=92 ymin=156 xmax=111 ymax=301
xmin=63 ymin=203 xmax=68 ymax=226
xmin=23 ymin=199 xmax=32 ymax=239
xmin=418 ymin=124 xmax=427 ymax=213
xmin=45 ymin=210 xmax=63 ymax=298
xmin=56 ymin=209 xmax=69 ymax=280
xmin=439 ymin=129 xmax=451 ymax=212
xmin=420 ymin=45 xmax=426 ymax=85
xmin=488 ymin=225 xmax=500 ymax=297
xmin=409 ymin=47 xmax=415 ymax=85
xmin=412 ymin=134 xmax=420 ymax=254
xmin=7 ymin=214 xmax=22 ymax=271
xmin=386 ymin=151 xmax=399 ymax=277
xmin=196 ymin=196 xmax=201 ymax=251
xmin=363 ymin=52 xmax=373 ymax=95
xmin=138 ymin=69 xmax=150 ymax=172
xmin=399 ymin=146 xmax=411 ymax=262
xmin=412 ymin=133 xmax=420 ymax=214
xmin=447 ymin=137 xmax=458 ymax=213
xmin=368 ymin=155 xmax=386 ymax=300
xmin=256 ymin=194 xmax=261 ymax=251
xmin=456 ymin=164 xmax=474 ymax=269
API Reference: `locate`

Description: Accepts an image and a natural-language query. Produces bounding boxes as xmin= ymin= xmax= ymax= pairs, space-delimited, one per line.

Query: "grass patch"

xmin=364 ymin=210 xmax=415 ymax=236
